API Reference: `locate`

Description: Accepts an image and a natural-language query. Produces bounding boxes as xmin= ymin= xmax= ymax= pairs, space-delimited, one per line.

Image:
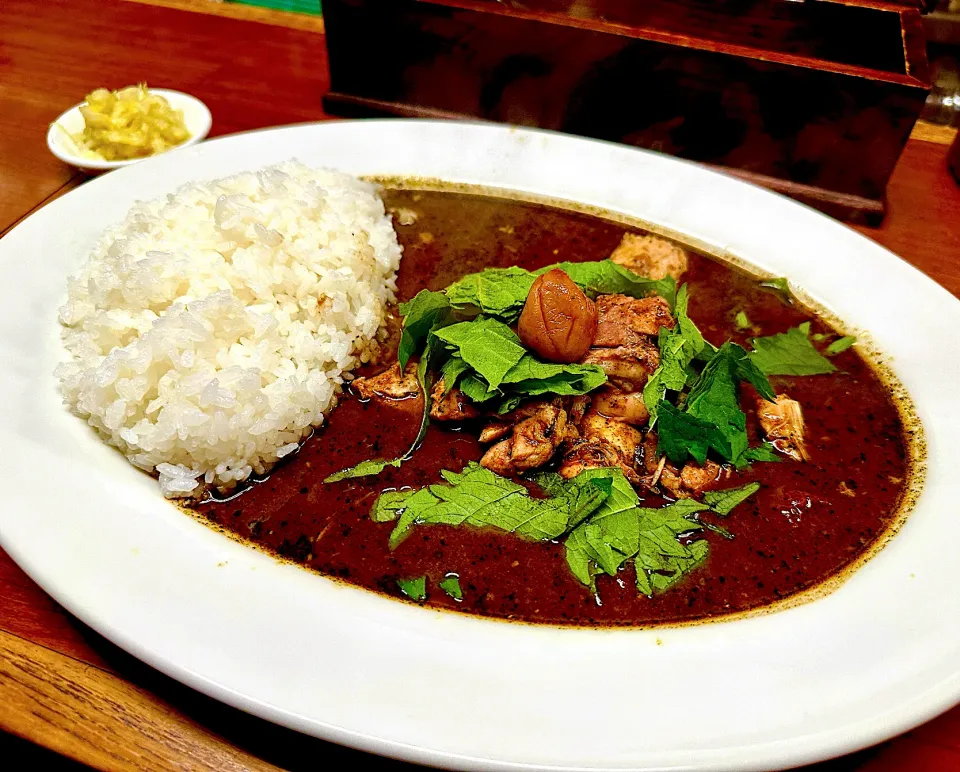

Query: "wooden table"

xmin=1 ymin=1 xmax=958 ymax=769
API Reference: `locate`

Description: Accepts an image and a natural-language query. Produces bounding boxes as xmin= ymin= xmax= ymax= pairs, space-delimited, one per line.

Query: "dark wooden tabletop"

xmin=1 ymin=0 xmax=958 ymax=769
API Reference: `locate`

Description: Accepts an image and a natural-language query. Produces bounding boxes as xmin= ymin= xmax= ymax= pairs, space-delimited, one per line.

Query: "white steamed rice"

xmin=56 ymin=161 xmax=401 ymax=497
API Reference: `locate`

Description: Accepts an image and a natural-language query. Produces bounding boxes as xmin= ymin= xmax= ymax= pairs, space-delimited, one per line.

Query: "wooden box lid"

xmin=418 ymin=0 xmax=930 ymax=83
xmin=323 ymin=0 xmax=933 ymax=222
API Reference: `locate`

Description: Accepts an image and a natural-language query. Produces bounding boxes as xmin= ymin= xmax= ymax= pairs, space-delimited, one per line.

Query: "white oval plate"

xmin=47 ymin=88 xmax=212 ymax=171
xmin=1 ymin=120 xmax=958 ymax=772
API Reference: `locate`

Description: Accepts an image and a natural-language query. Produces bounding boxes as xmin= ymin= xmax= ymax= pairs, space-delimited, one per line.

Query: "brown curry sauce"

xmin=191 ymin=189 xmax=912 ymax=627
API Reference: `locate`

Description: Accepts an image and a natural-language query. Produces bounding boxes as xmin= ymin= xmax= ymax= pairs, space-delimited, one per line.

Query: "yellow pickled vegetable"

xmin=73 ymin=84 xmax=191 ymax=161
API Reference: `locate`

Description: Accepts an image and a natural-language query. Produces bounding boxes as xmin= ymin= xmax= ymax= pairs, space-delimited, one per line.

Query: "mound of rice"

xmin=56 ymin=161 xmax=401 ymax=497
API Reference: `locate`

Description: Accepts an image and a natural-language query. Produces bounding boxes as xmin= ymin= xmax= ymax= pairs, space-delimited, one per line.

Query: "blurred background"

xmin=927 ymin=0 xmax=960 ymax=125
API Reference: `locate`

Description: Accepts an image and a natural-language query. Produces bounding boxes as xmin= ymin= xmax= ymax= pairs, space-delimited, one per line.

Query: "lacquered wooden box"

xmin=322 ymin=0 xmax=934 ymax=223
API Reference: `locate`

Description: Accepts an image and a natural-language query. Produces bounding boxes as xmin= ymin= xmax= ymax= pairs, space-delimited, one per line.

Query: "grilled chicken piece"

xmin=581 ymin=339 xmax=660 ymax=389
xmin=642 ymin=431 xmax=726 ymax=499
xmin=591 ymin=384 xmax=650 ymax=426
xmin=430 ymin=378 xmax=481 ymax=421
xmin=558 ymin=410 xmax=643 ymax=482
xmin=352 ymin=361 xmax=420 ymax=401
xmin=593 ymin=294 xmax=674 ymax=347
xmin=559 ymin=441 xmax=633 ymax=482
xmin=757 ymin=394 xmax=809 ymax=461
xmin=505 ymin=400 xmax=563 ymax=422
xmin=610 ymin=233 xmax=689 ymax=280
xmin=581 ymin=411 xmax=643 ymax=465
xmin=679 ymin=462 xmax=725 ymax=494
xmin=481 ymin=399 xmax=569 ymax=475
xmin=480 ymin=395 xmax=588 ymax=446
xmin=657 ymin=461 xmax=725 ymax=500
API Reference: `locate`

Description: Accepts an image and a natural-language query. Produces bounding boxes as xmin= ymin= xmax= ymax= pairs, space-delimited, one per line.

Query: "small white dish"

xmin=46 ymin=88 xmax=212 ymax=172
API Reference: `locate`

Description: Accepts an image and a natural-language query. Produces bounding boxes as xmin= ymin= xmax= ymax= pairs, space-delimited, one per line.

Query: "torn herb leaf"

xmin=703 ymin=481 xmax=761 ymax=516
xmin=674 ymin=284 xmax=707 ymax=361
xmin=566 ymin=470 xmax=652 ymax=579
xmin=655 ymin=400 xmax=722 ymax=465
xmin=531 ymin=470 xmax=615 ymax=529
xmin=335 ymin=290 xmax=453 ymax=484
xmin=825 ymin=336 xmax=856 ymax=356
xmin=570 ymin=467 xmax=644 ymax=520
xmin=759 ymin=277 xmax=793 ymax=304
xmin=439 ymin=574 xmax=463 ymax=600
xmin=433 ymin=321 xmax=607 ymax=411
xmin=643 ymin=285 xmax=708 ymax=422
xmin=736 ymin=445 xmax=782 ymax=466
xmin=502 ymin=356 xmax=604 ymax=388
xmin=565 ymin=527 xmax=600 ymax=588
xmin=397 ymin=576 xmax=427 ymax=601
xmin=458 ymin=373 xmax=498 ymax=403
xmin=444 ymin=266 xmax=536 ymax=323
xmin=398 ymin=290 xmax=451 ymax=369
xmin=498 ymin=357 xmax=607 ymax=408
xmin=654 ymin=340 xmax=775 ymax=466
xmin=440 ymin=351 xmax=606 ymax=412
xmin=381 ymin=462 xmax=613 ymax=549
xmin=647 ymin=540 xmax=710 ymax=593
xmin=370 ymin=489 xmax=414 ymax=522
xmin=562 ymin=470 xmax=711 ymax=596
xmin=442 ymin=260 xmax=675 ymax=323
xmin=733 ymin=349 xmax=777 ymax=403
xmin=325 ymin=457 xmax=402 ymax=484
xmin=750 ymin=325 xmax=836 ymax=376
xmin=537 ymin=260 xmax=677 ymax=310
xmin=375 ymin=487 xmax=437 ymax=533
xmin=496 ymin=394 xmax=524 ymax=414
xmin=683 ymin=342 xmax=750 ymax=463
xmin=440 ymin=355 xmax=472 ymax=392
xmin=432 ymin=317 xmax=527 ymax=389
xmin=405 ymin=352 xmax=434 ymax=458
xmin=325 ymin=348 xmax=437 ymax=483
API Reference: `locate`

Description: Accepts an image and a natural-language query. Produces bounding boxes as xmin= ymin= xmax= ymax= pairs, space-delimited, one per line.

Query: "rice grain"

xmin=56 ymin=161 xmax=401 ymax=497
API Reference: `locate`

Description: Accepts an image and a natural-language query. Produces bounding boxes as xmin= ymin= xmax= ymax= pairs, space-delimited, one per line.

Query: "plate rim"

xmin=2 ymin=118 xmax=959 ymax=772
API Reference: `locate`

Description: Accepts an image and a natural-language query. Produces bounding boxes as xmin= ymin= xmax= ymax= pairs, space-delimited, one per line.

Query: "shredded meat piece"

xmin=757 ymin=394 xmax=809 ymax=461
xmin=567 ymin=395 xmax=591 ymax=426
xmin=641 ymin=431 xmax=726 ymax=499
xmin=581 ymin=339 xmax=660 ymax=389
xmin=593 ymin=294 xmax=674 ymax=347
xmin=591 ymin=384 xmax=650 ymax=426
xmin=609 ymin=233 xmax=689 ymax=280
xmin=430 ymin=378 xmax=481 ymax=421
xmin=478 ymin=422 xmax=511 ymax=444
xmin=642 ymin=431 xmax=663 ymax=477
xmin=558 ymin=410 xmax=642 ymax=482
xmin=352 ymin=362 xmax=419 ymax=401
xmin=480 ymin=398 xmax=569 ymax=476
xmin=659 ymin=461 xmax=725 ymax=499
